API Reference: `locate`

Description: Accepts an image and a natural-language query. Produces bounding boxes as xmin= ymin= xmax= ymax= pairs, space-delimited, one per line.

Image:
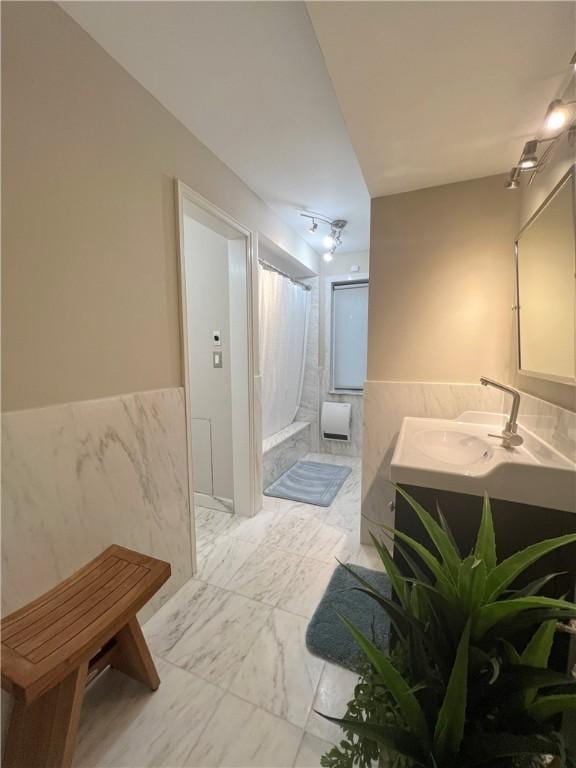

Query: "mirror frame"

xmin=514 ymin=163 xmax=576 ymax=386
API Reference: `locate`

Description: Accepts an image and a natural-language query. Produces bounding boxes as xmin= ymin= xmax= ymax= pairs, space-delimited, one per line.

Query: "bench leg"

xmin=3 ymin=662 xmax=88 ymax=768
xmin=112 ymin=616 xmax=160 ymax=690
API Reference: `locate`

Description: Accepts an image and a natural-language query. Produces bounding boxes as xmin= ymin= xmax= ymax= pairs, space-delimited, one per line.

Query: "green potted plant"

xmin=321 ymin=490 xmax=576 ymax=768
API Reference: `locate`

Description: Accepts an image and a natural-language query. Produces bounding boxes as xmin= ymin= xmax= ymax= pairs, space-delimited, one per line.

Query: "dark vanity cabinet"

xmin=393 ymin=484 xmax=576 ymax=669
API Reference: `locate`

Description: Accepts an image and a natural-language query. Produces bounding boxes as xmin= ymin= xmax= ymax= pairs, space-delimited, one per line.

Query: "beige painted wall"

xmin=1 ymin=1 xmax=318 ymax=412
xmin=368 ymin=174 xmax=518 ymax=385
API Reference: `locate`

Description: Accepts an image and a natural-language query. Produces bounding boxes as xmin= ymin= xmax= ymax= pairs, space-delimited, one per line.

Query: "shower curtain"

xmin=259 ymin=264 xmax=310 ymax=440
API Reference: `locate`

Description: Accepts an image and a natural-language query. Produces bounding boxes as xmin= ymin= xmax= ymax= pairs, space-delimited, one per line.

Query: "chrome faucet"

xmin=480 ymin=377 xmax=524 ymax=449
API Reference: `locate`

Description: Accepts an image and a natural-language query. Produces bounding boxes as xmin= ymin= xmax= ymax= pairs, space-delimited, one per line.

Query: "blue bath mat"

xmin=264 ymin=460 xmax=352 ymax=507
xmin=306 ymin=564 xmax=391 ymax=671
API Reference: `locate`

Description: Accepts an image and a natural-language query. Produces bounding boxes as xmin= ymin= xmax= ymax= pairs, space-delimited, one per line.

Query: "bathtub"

xmin=262 ymin=421 xmax=312 ymax=489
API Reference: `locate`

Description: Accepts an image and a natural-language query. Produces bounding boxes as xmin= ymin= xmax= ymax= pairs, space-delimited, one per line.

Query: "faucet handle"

xmin=488 ymin=431 xmax=524 ymax=448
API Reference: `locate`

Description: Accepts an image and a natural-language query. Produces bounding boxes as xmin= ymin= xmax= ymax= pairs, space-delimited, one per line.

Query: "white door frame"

xmin=176 ymin=180 xmax=259 ymax=570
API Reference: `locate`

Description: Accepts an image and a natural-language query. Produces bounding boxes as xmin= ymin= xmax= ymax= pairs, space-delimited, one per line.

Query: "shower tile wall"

xmin=295 ymin=277 xmax=321 ymax=452
xmin=319 ymin=275 xmax=365 ymax=458
xmin=295 ymin=274 xmax=364 ymax=459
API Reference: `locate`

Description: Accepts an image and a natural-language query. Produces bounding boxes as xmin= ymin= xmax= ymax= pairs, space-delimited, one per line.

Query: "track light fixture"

xmin=505 ymin=51 xmax=576 ymax=189
xmin=544 ymin=99 xmax=571 ymax=134
xmin=505 ymin=167 xmax=521 ymax=190
xmin=518 ymin=140 xmax=539 ymax=170
xmin=300 ymin=213 xmax=348 ymax=259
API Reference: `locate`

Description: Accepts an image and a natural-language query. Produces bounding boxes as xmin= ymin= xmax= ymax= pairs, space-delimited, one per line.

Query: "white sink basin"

xmin=415 ymin=429 xmax=493 ymax=466
xmin=390 ymin=412 xmax=575 ymax=513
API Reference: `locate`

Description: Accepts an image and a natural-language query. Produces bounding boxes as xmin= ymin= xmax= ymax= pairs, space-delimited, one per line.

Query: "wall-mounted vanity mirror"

xmin=515 ymin=165 xmax=576 ymax=385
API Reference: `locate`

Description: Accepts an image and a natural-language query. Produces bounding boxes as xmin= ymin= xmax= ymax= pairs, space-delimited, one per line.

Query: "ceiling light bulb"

xmin=544 ymin=100 xmax=569 ymax=133
xmin=323 ymin=252 xmax=334 ymax=262
xmin=323 ymin=233 xmax=335 ymax=249
xmin=518 ymin=140 xmax=538 ymax=170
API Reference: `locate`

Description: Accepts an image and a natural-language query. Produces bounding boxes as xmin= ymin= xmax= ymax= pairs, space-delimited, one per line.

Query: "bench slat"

xmin=4 ymin=559 xmax=127 ymax=647
xmin=1 ymin=545 xmax=170 ymax=704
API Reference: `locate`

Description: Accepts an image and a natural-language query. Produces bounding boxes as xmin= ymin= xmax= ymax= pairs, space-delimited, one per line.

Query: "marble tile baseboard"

xmin=360 ymin=380 xmax=575 ymax=544
xmin=262 ymin=421 xmax=311 ymax=489
xmin=2 ymin=387 xmax=193 ymax=620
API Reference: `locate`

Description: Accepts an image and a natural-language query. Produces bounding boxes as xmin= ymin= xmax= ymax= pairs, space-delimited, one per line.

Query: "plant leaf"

xmin=393 ymin=539 xmax=432 ymax=585
xmin=474 ymin=494 xmax=496 ymax=571
xmin=347 ymin=586 xmax=411 ymax=641
xmin=433 ymin=620 xmax=471 ymax=763
xmin=487 ymin=608 xmax=576 ymax=642
xmin=382 ymin=524 xmax=457 ymax=600
xmin=367 ymin=534 xmax=408 ymax=607
xmin=484 ymin=533 xmax=576 ymax=602
xmin=395 ymin=486 xmax=461 ymax=581
xmin=457 ymin=555 xmax=487 ymax=615
xmin=520 ymin=620 xmax=556 ymax=669
xmin=525 ymin=693 xmax=576 ymax=721
xmin=510 ymin=571 xmax=565 ymax=598
xmin=436 ymin=501 xmax=460 ymax=557
xmin=317 ymin=714 xmax=426 ymax=764
xmin=338 ymin=613 xmax=430 ymax=745
xmin=473 ymin=596 xmax=576 ymax=640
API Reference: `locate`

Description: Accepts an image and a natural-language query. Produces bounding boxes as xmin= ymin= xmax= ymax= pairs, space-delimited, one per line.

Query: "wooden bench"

xmin=1 ymin=545 xmax=171 ymax=768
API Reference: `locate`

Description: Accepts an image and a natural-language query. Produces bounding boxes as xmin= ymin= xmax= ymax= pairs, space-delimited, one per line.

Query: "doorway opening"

xmin=176 ymin=182 xmax=258 ymax=569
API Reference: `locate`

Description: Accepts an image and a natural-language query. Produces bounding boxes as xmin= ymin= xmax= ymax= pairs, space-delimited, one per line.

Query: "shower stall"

xmin=258 ymin=260 xmax=312 ymax=488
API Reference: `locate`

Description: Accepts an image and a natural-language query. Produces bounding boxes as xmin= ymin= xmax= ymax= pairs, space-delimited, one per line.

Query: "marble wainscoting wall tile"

xmin=229 ymin=607 xmax=325 ymax=727
xmin=1 ymin=388 xmax=192 ymax=618
xmin=262 ymin=422 xmax=312 ymax=489
xmin=360 ymin=381 xmax=503 ymax=543
xmin=517 ymin=390 xmax=576 ymax=461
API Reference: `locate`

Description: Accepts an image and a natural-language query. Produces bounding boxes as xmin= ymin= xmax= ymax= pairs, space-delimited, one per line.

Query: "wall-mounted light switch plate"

xmin=212 ymin=330 xmax=222 ymax=346
xmin=212 ymin=351 xmax=223 ymax=368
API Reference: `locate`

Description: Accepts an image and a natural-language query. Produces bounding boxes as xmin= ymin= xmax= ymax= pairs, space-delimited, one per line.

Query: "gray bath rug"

xmin=306 ymin=563 xmax=391 ymax=671
xmin=264 ymin=460 xmax=352 ymax=507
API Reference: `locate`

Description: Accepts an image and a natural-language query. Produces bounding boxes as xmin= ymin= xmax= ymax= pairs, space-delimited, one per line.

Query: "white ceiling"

xmin=60 ymin=1 xmax=574 ymax=254
xmin=60 ymin=1 xmax=371 ymax=254
xmin=308 ymin=1 xmax=575 ymax=198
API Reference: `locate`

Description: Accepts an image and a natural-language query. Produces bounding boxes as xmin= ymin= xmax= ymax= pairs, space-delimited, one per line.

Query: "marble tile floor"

xmin=75 ymin=453 xmax=382 ymax=768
